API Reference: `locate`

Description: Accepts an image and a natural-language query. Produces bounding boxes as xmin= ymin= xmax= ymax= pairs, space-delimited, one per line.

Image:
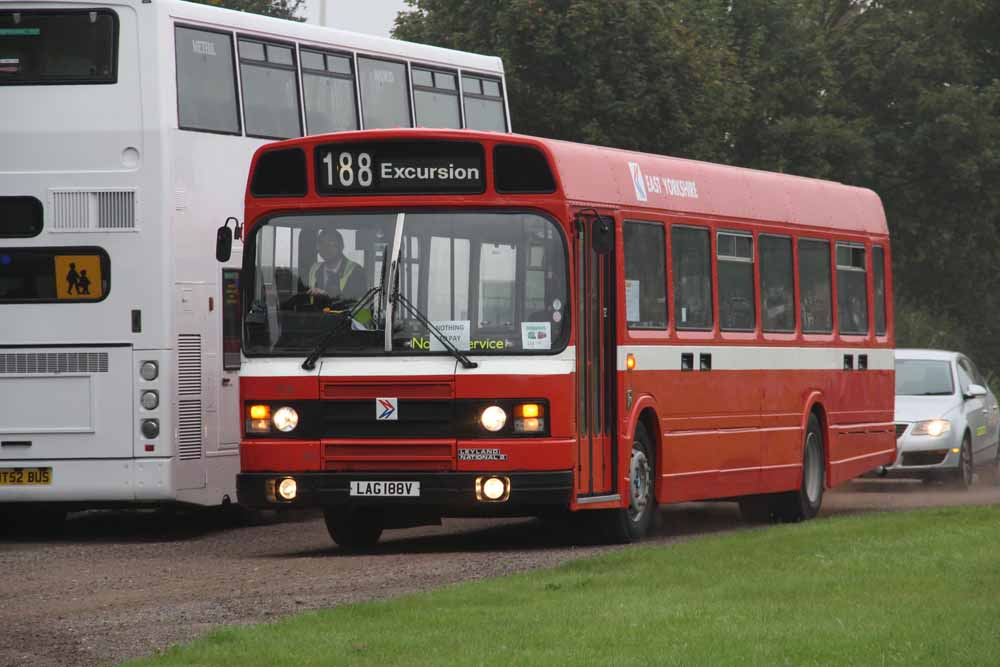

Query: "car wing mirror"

xmin=964 ymin=383 xmax=988 ymax=399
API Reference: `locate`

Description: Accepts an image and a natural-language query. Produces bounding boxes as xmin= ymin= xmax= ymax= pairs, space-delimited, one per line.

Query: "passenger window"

xmin=175 ymin=26 xmax=240 ymax=134
xmin=412 ymin=66 xmax=461 ymax=129
xmin=239 ymin=38 xmax=301 ymax=139
xmin=798 ymin=238 xmax=833 ymax=334
xmin=358 ymin=57 xmax=411 ymax=129
xmin=462 ymin=75 xmax=506 ymax=132
xmin=672 ymin=226 xmax=712 ymax=330
xmin=0 ymin=10 xmax=117 ymax=85
xmin=873 ymin=245 xmax=887 ymax=336
xmin=717 ymin=231 xmax=755 ymax=331
xmin=759 ymin=235 xmax=795 ymax=332
xmin=0 ymin=196 xmax=43 ymax=237
xmin=836 ymin=242 xmax=868 ymax=335
xmin=623 ymin=221 xmax=667 ymax=329
xmin=301 ymin=49 xmax=358 ymax=134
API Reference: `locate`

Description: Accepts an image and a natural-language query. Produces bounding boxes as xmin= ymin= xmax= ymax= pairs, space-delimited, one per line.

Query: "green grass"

xmin=128 ymin=506 xmax=1000 ymax=666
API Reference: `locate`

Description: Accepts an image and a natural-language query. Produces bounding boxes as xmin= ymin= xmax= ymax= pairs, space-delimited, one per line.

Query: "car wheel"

xmin=773 ymin=414 xmax=825 ymax=522
xmin=323 ymin=508 xmax=383 ymax=552
xmin=954 ymin=434 xmax=974 ymax=489
xmin=600 ymin=423 xmax=656 ymax=543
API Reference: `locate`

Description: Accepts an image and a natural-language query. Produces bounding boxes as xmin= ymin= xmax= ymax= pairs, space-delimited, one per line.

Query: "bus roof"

xmin=253 ymin=128 xmax=888 ymax=237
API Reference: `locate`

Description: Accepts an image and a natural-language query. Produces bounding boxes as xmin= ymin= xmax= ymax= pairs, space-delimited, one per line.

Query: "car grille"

xmin=895 ymin=423 xmax=908 ymax=439
xmin=901 ymin=450 xmax=948 ymax=466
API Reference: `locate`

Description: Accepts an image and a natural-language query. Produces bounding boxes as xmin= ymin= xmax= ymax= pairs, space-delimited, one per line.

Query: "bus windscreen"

xmin=0 ymin=10 xmax=117 ymax=85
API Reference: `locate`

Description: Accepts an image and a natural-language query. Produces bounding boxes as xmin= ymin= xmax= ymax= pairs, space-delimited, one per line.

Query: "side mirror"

xmin=964 ymin=383 xmax=988 ymax=399
xmin=591 ymin=217 xmax=613 ymax=255
xmin=215 ymin=225 xmax=233 ymax=262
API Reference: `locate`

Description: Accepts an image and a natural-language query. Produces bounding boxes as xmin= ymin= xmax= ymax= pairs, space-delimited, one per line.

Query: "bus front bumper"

xmin=236 ymin=470 xmax=574 ymax=512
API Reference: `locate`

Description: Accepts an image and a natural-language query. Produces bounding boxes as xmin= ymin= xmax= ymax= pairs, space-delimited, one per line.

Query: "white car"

xmin=888 ymin=349 xmax=1000 ymax=487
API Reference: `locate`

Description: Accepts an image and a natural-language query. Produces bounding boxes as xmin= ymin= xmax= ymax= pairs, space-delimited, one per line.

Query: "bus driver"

xmin=306 ymin=228 xmax=366 ymax=303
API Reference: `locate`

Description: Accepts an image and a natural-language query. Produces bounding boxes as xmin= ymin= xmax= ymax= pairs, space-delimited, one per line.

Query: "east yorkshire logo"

xmin=628 ymin=161 xmax=647 ymax=202
xmin=376 ymin=397 xmax=398 ymax=421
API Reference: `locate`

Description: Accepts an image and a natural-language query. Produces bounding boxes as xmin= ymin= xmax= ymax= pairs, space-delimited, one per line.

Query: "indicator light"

xmin=626 ymin=353 xmax=636 ymax=371
xmin=249 ymin=404 xmax=270 ymax=420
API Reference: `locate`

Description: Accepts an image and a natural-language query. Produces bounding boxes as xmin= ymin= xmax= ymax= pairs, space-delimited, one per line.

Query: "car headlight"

xmin=911 ymin=419 xmax=951 ymax=437
xmin=480 ymin=405 xmax=507 ymax=432
xmin=272 ymin=406 xmax=299 ymax=432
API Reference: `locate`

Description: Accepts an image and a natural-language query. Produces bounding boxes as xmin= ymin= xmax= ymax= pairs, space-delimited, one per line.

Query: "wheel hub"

xmin=629 ymin=449 xmax=650 ymax=523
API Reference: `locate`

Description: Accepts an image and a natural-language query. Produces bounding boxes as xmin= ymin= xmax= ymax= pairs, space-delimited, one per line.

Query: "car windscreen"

xmin=895 ymin=359 xmax=955 ymax=396
xmin=0 ymin=10 xmax=117 ymax=85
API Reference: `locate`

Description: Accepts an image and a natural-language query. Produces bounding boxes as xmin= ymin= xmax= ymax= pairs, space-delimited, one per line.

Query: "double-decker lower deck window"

xmin=175 ymin=26 xmax=240 ymax=134
xmin=623 ymin=221 xmax=667 ymax=329
xmin=358 ymin=57 xmax=411 ymax=129
xmin=462 ymin=75 xmax=506 ymax=132
xmin=413 ymin=66 xmax=461 ymax=129
xmin=717 ymin=231 xmax=755 ymax=331
xmin=0 ymin=10 xmax=117 ymax=85
xmin=239 ymin=38 xmax=302 ymax=139
xmin=672 ymin=226 xmax=712 ymax=330
xmin=759 ymin=235 xmax=795 ymax=332
xmin=836 ymin=242 xmax=868 ymax=335
xmin=798 ymin=238 xmax=833 ymax=333
xmin=302 ymin=49 xmax=358 ymax=134
xmin=0 ymin=247 xmax=109 ymax=302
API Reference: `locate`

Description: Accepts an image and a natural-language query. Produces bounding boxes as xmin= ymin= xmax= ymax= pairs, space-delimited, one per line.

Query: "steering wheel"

xmin=281 ymin=292 xmax=329 ymax=311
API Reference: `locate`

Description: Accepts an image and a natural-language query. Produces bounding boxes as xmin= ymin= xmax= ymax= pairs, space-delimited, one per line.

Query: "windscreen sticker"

xmin=625 ymin=279 xmax=641 ymax=322
xmin=521 ymin=322 xmax=551 ymax=350
xmin=54 ymin=255 xmax=103 ymax=300
xmin=0 ymin=58 xmax=20 ymax=74
xmin=0 ymin=28 xmax=40 ymax=36
xmin=428 ymin=320 xmax=470 ymax=352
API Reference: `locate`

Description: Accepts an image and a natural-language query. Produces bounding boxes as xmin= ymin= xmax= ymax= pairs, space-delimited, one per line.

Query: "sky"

xmin=302 ymin=0 xmax=410 ymax=37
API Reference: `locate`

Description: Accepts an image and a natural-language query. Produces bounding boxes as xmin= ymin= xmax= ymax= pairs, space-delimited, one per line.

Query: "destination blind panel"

xmin=315 ymin=141 xmax=485 ymax=195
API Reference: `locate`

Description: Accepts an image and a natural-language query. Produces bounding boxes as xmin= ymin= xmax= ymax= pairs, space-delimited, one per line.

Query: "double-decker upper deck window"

xmin=239 ymin=38 xmax=302 ymax=139
xmin=462 ymin=75 xmax=506 ymax=132
xmin=717 ymin=232 xmax=755 ymax=331
xmin=301 ymin=49 xmax=358 ymax=135
xmin=358 ymin=57 xmax=411 ymax=129
xmin=836 ymin=242 xmax=868 ymax=335
xmin=623 ymin=221 xmax=667 ymax=329
xmin=873 ymin=245 xmax=887 ymax=336
xmin=412 ymin=66 xmax=461 ymax=129
xmin=759 ymin=235 xmax=795 ymax=332
xmin=798 ymin=238 xmax=833 ymax=333
xmin=0 ymin=197 xmax=43 ymax=237
xmin=175 ymin=26 xmax=240 ymax=134
xmin=672 ymin=226 xmax=712 ymax=330
xmin=0 ymin=10 xmax=117 ymax=85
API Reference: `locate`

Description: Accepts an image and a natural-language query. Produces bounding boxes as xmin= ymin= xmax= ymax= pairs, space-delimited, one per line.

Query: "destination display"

xmin=315 ymin=141 xmax=485 ymax=195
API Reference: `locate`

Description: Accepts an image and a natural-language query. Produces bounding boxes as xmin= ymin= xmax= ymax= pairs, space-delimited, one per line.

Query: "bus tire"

xmin=773 ymin=413 xmax=825 ymax=522
xmin=323 ymin=508 xmax=383 ymax=552
xmin=601 ymin=423 xmax=656 ymax=543
xmin=738 ymin=496 xmax=772 ymax=523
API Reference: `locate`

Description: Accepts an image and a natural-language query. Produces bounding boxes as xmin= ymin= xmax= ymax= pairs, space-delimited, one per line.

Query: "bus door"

xmin=575 ymin=211 xmax=616 ymax=497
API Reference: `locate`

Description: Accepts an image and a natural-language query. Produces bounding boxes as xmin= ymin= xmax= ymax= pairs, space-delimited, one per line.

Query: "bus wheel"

xmin=601 ymin=423 xmax=656 ymax=543
xmin=737 ymin=496 xmax=772 ymax=523
xmin=773 ymin=414 xmax=825 ymax=522
xmin=323 ymin=508 xmax=383 ymax=552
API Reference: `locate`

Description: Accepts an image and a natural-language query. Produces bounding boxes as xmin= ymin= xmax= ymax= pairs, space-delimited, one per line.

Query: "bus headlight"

xmin=140 ymin=390 xmax=159 ymax=410
xmin=141 ymin=418 xmax=160 ymax=439
xmin=272 ymin=406 xmax=299 ymax=432
xmin=140 ymin=361 xmax=158 ymax=381
xmin=480 ymin=405 xmax=507 ymax=432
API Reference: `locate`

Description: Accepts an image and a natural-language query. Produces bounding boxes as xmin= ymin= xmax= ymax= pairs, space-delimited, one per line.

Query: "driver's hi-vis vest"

xmin=308 ymin=259 xmax=358 ymax=296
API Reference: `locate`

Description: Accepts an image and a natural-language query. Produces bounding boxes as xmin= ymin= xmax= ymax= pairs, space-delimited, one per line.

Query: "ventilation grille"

xmin=51 ymin=189 xmax=137 ymax=230
xmin=176 ymin=335 xmax=202 ymax=461
xmin=0 ymin=352 xmax=108 ymax=374
xmin=177 ymin=399 xmax=203 ymax=460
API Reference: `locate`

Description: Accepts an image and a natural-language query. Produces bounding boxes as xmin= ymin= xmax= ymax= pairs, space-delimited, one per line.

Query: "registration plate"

xmin=349 ymin=480 xmax=420 ymax=497
xmin=0 ymin=467 xmax=52 ymax=485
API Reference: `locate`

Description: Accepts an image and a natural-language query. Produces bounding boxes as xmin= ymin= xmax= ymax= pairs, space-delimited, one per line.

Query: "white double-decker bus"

xmin=0 ymin=0 xmax=510 ymax=523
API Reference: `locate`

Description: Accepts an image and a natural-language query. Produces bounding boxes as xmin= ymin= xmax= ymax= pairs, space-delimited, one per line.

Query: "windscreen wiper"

xmin=392 ymin=291 xmax=478 ymax=369
xmin=301 ymin=285 xmax=381 ymax=371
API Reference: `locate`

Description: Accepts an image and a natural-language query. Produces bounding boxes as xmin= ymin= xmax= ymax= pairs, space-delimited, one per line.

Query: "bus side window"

xmin=462 ymin=75 xmax=506 ymax=132
xmin=412 ymin=67 xmax=461 ymax=129
xmin=358 ymin=57 xmax=412 ymax=129
xmin=717 ymin=231 xmax=755 ymax=332
xmin=623 ymin=221 xmax=667 ymax=330
xmin=175 ymin=26 xmax=241 ymax=135
xmin=760 ymin=235 xmax=795 ymax=332
xmin=872 ymin=245 xmax=887 ymax=336
xmin=836 ymin=242 xmax=868 ymax=335
xmin=672 ymin=225 xmax=712 ymax=330
xmin=239 ymin=38 xmax=302 ymax=139
xmin=798 ymin=238 xmax=833 ymax=334
xmin=301 ymin=49 xmax=359 ymax=135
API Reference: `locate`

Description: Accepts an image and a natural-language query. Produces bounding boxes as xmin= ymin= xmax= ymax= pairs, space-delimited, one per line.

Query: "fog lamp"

xmin=480 ymin=405 xmax=507 ymax=432
xmin=277 ymin=477 xmax=297 ymax=501
xmin=476 ymin=476 xmax=510 ymax=502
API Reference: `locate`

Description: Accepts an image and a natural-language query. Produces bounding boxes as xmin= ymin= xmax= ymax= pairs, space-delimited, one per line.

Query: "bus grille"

xmin=51 ymin=189 xmax=137 ymax=230
xmin=324 ymin=441 xmax=454 ymax=471
xmin=0 ymin=352 xmax=108 ymax=374
xmin=176 ymin=335 xmax=202 ymax=460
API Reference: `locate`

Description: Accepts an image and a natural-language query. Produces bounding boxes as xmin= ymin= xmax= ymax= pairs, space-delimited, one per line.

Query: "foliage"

xmin=395 ymin=0 xmax=1000 ymax=376
xmin=187 ymin=0 xmax=304 ymax=21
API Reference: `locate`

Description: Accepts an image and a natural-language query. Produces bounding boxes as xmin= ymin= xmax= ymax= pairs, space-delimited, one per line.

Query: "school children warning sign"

xmin=54 ymin=255 xmax=103 ymax=300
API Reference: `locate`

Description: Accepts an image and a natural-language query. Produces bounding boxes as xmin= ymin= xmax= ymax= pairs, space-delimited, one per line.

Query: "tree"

xmin=187 ymin=0 xmax=304 ymax=21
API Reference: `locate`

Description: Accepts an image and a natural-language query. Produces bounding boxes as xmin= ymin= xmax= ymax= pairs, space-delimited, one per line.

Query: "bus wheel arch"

xmin=624 ymin=399 xmax=661 ymax=502
xmin=802 ymin=395 xmax=830 ymax=489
